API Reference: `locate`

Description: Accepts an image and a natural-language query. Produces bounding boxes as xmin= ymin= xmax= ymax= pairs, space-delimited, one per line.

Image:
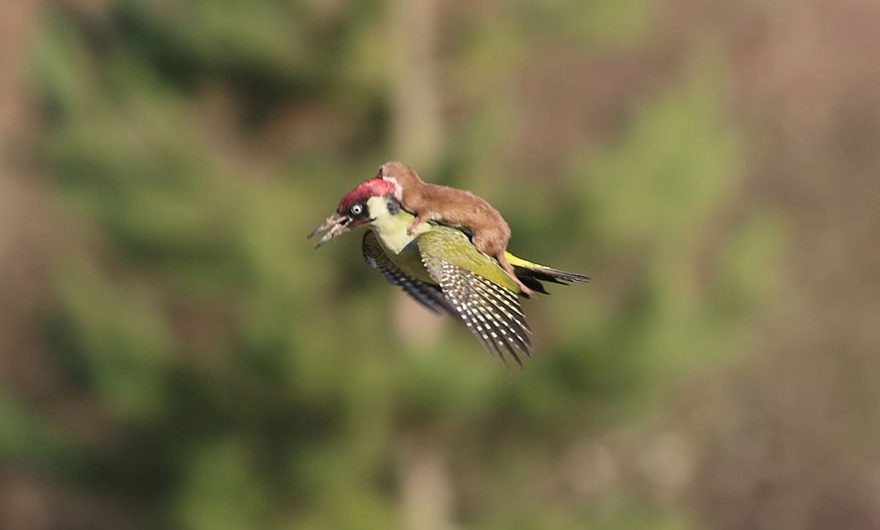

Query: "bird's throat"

xmin=366 ymin=196 xmax=430 ymax=254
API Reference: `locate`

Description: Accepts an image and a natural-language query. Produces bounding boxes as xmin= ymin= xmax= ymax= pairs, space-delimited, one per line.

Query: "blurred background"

xmin=1 ymin=0 xmax=879 ymax=529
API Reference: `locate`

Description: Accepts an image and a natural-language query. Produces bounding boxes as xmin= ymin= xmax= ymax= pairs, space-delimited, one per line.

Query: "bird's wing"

xmin=416 ymin=229 xmax=532 ymax=365
xmin=362 ymin=230 xmax=456 ymax=316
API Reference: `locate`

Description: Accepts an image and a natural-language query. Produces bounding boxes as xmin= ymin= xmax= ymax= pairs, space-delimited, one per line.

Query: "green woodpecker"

xmin=308 ymin=178 xmax=589 ymax=365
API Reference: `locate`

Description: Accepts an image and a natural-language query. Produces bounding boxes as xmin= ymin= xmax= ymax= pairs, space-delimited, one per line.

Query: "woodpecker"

xmin=308 ymin=178 xmax=589 ymax=365
xmin=376 ymin=161 xmax=534 ymax=296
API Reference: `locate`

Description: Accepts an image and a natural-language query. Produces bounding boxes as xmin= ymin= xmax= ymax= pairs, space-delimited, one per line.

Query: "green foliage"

xmin=516 ymin=0 xmax=650 ymax=46
xmin=52 ymin=259 xmax=173 ymax=420
xmin=22 ymin=1 xmax=780 ymax=529
xmin=176 ymin=438 xmax=271 ymax=530
xmin=572 ymin=62 xmax=751 ymax=392
xmin=0 ymin=395 xmax=78 ymax=474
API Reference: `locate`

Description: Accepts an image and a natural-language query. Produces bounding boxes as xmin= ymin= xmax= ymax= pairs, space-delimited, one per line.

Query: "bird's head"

xmin=307 ymin=177 xmax=402 ymax=247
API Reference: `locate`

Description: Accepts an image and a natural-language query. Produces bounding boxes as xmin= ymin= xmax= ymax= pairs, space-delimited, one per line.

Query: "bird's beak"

xmin=307 ymin=212 xmax=353 ymax=248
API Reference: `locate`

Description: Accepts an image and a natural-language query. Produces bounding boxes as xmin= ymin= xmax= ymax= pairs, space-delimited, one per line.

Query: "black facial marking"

xmin=386 ymin=197 xmax=399 ymax=215
xmin=349 ymin=202 xmax=366 ymax=217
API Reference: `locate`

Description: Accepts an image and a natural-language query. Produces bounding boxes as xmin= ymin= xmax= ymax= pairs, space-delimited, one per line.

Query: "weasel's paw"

xmin=406 ymin=221 xmax=421 ymax=235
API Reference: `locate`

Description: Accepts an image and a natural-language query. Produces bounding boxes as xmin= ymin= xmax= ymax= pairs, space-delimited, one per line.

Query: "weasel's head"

xmin=378 ymin=161 xmax=422 ymax=198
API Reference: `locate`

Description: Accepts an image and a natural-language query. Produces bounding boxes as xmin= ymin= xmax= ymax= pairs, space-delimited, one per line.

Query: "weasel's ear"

xmin=381 ymin=176 xmax=404 ymax=201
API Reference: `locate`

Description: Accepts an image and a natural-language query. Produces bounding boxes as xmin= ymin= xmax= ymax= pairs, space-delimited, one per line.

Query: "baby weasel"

xmin=378 ymin=161 xmax=534 ymax=297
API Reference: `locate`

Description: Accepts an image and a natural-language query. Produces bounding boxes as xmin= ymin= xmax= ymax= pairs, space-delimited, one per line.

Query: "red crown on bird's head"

xmin=337 ymin=178 xmax=399 ymax=213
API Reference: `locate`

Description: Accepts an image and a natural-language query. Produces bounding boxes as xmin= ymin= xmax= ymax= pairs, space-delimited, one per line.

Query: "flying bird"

xmin=308 ymin=173 xmax=589 ymax=365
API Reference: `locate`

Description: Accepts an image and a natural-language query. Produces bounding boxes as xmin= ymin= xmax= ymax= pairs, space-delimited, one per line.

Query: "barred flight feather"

xmin=422 ymin=256 xmax=532 ymax=365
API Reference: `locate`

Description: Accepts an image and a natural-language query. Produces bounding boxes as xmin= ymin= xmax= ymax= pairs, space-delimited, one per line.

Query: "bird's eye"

xmin=350 ymin=204 xmax=363 ymax=216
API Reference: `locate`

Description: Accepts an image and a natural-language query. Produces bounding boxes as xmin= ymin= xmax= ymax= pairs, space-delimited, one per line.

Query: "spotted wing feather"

xmin=419 ymin=247 xmax=532 ymax=366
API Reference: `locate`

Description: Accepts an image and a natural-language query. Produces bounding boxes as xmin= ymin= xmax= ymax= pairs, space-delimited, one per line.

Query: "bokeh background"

xmin=2 ymin=1 xmax=879 ymax=529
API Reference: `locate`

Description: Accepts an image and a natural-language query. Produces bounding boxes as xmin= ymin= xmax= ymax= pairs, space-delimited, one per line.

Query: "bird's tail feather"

xmin=505 ymin=252 xmax=590 ymax=295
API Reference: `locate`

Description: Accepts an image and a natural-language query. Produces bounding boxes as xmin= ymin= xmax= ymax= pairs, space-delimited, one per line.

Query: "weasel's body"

xmin=379 ymin=161 xmax=534 ymax=297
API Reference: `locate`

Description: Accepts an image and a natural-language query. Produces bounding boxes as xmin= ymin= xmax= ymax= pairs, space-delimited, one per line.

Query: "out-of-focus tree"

xmin=0 ymin=1 xmax=792 ymax=530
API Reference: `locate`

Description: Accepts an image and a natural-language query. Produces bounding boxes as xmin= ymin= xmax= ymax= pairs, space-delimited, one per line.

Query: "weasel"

xmin=378 ymin=161 xmax=534 ymax=297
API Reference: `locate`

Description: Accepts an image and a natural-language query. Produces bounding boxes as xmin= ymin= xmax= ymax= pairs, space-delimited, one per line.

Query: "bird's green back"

xmin=365 ymin=196 xmax=520 ymax=293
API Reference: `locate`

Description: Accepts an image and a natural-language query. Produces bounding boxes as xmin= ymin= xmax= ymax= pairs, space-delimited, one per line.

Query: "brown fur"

xmin=379 ymin=161 xmax=534 ymax=297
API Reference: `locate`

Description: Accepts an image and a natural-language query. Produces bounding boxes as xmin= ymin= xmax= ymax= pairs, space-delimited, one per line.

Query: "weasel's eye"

xmin=350 ymin=203 xmax=363 ymax=216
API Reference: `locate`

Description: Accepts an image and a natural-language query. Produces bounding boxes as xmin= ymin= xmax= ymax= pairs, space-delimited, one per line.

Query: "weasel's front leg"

xmin=407 ymin=213 xmax=427 ymax=235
